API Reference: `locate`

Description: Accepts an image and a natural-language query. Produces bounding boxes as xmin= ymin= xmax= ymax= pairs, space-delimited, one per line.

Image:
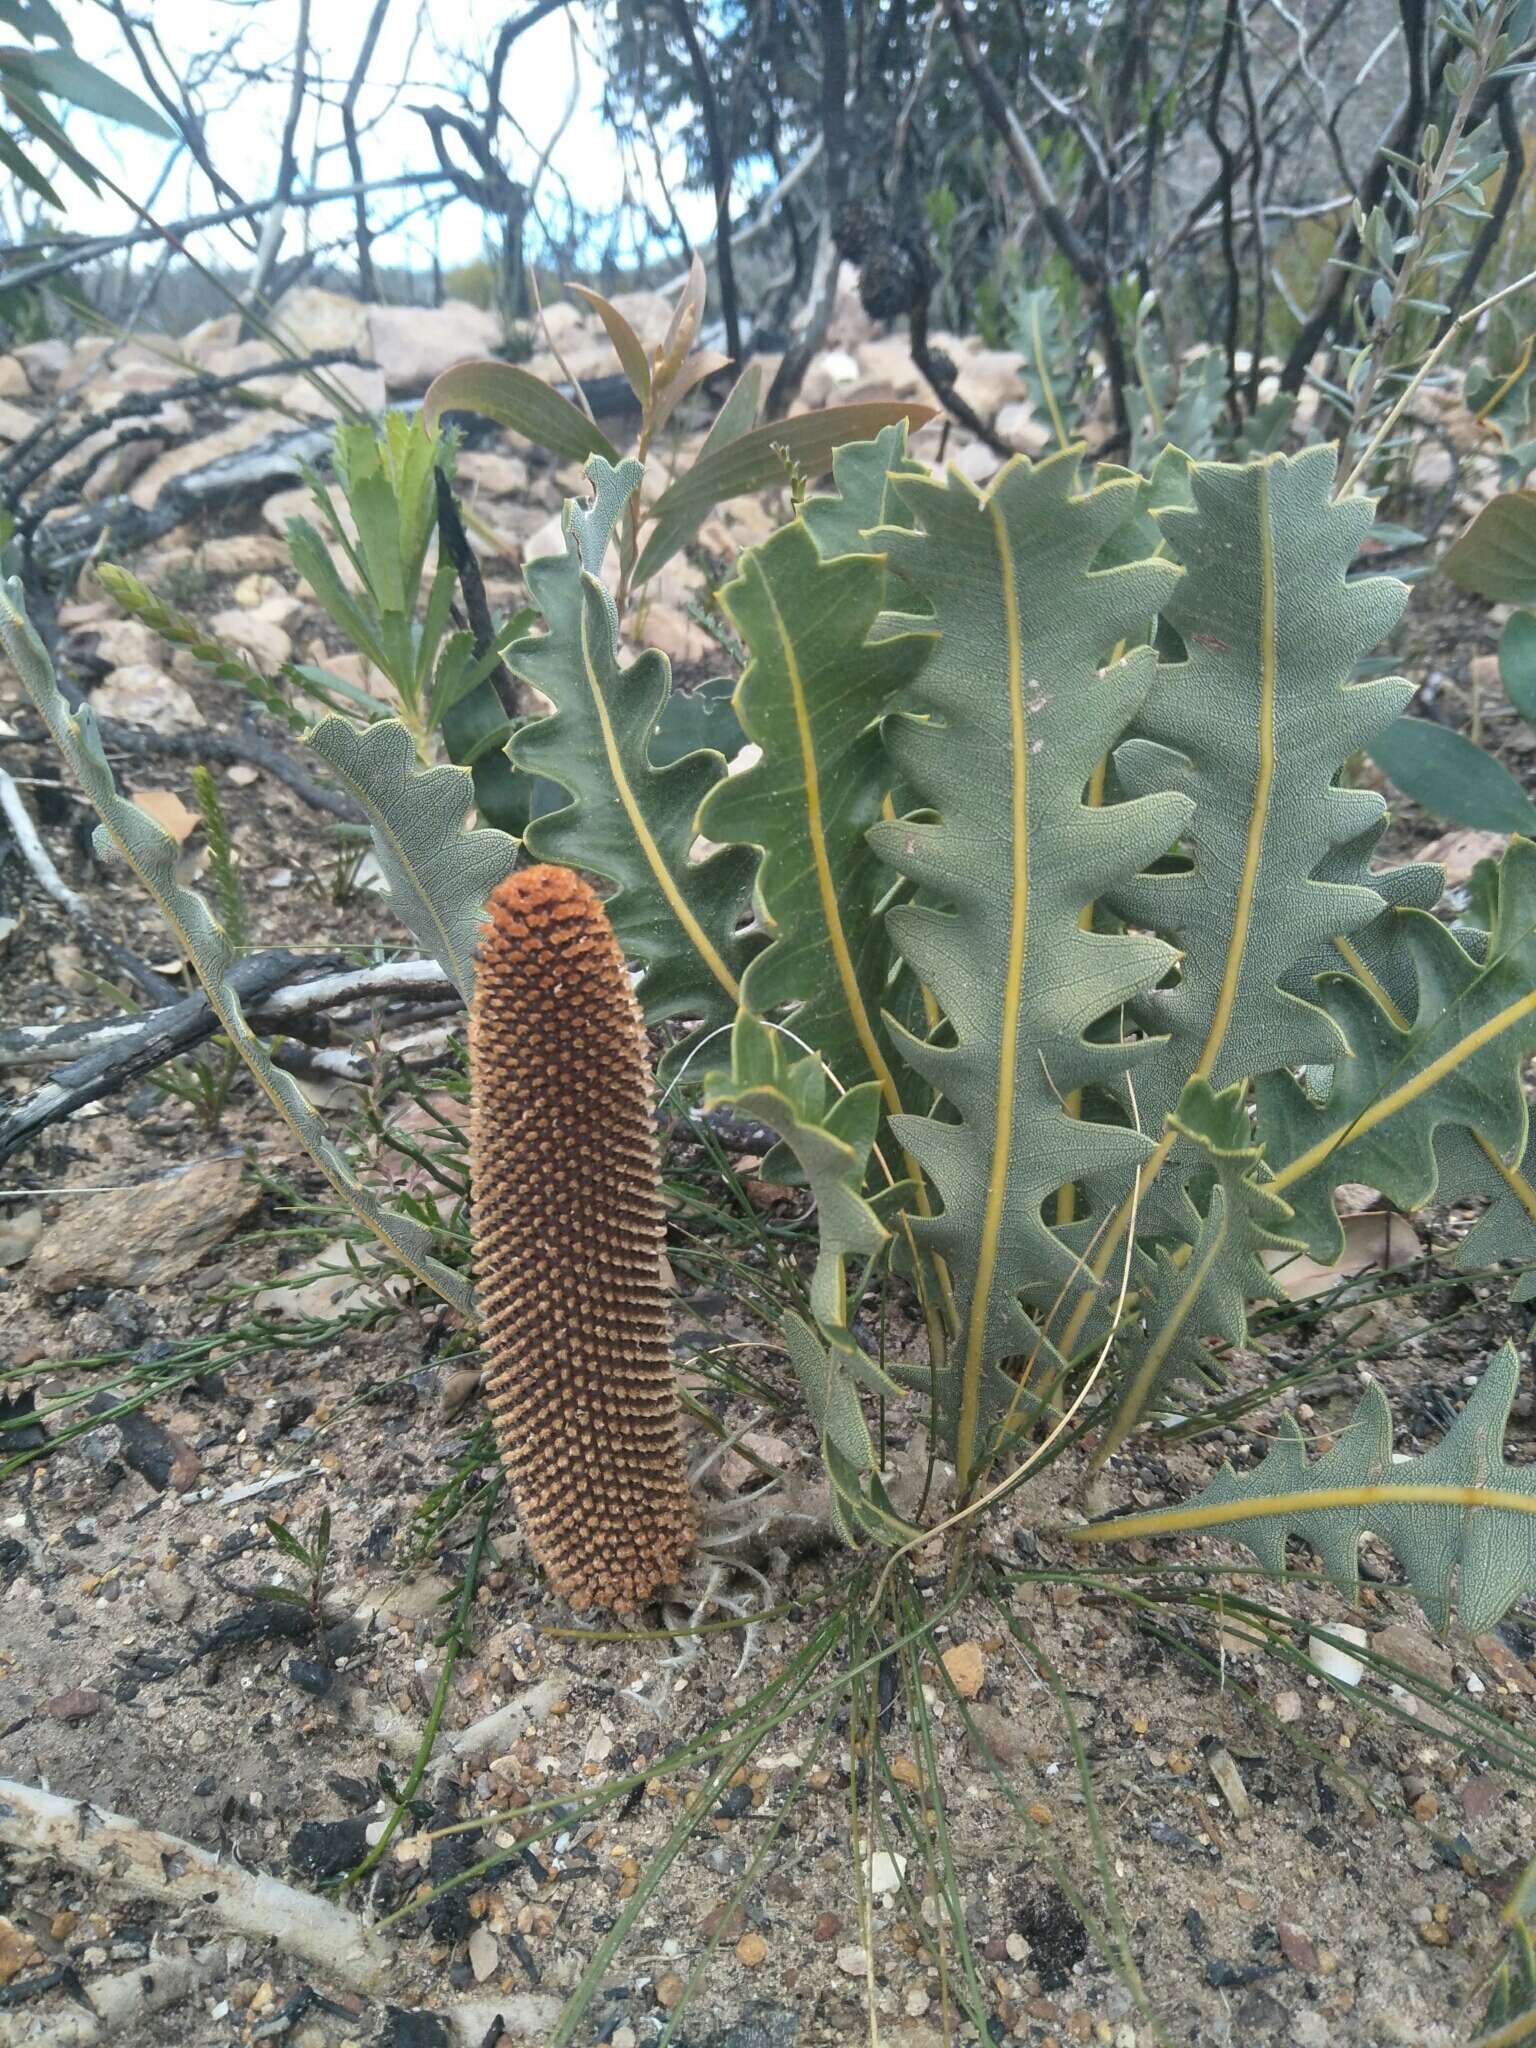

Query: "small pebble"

xmin=1308 ymin=1625 xmax=1367 ymax=1687
xmin=1274 ymin=1690 xmax=1303 ymax=1723
xmin=836 ymin=1944 xmax=867 ymax=1977
xmin=941 ymin=1641 xmax=985 ymax=1699
xmin=735 ymin=1932 xmax=768 ymax=1967
xmin=656 ymin=1974 xmax=685 ymax=2009
xmin=812 ymin=1913 xmax=841 ymax=1942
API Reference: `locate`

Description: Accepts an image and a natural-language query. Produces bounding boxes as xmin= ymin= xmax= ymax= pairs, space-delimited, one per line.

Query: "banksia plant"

xmin=468 ymin=864 xmax=695 ymax=1611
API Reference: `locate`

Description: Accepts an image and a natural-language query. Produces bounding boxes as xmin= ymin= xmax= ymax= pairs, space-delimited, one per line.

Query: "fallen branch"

xmin=0 ymin=956 xmax=455 ymax=1163
xmin=13 ymin=1946 xmax=226 ymax=2048
xmin=0 ymin=1778 xmax=392 ymax=1994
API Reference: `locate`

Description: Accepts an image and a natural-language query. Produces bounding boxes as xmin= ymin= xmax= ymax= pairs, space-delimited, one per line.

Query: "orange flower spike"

xmin=469 ymin=865 xmax=695 ymax=1611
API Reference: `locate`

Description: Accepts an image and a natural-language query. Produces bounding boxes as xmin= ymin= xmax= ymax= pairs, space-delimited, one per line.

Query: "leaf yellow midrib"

xmin=1269 ymin=987 xmax=1536 ymax=1194
xmin=1333 ymin=935 xmax=1536 ymax=1227
xmin=1072 ymin=1481 xmax=1536 ymax=1548
xmin=1058 ymin=460 xmax=1282 ymax=1359
xmin=1190 ymin=460 xmax=1278 ymax=1085
xmin=956 ymin=494 xmax=1030 ymax=1492
xmin=1029 ymin=300 xmax=1069 ymax=451
xmin=326 ymin=744 xmax=470 ymax=995
xmin=577 ymin=583 xmax=739 ymax=1002
xmin=1102 ymin=1194 xmax=1231 ymax=1458
xmin=752 ymin=558 xmax=897 ymax=1098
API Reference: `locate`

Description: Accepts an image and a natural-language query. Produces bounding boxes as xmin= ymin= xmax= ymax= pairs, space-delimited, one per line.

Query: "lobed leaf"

xmin=506 ymin=458 xmax=758 ymax=1043
xmin=1080 ymin=1342 xmax=1536 ymax=1634
xmin=303 ymin=716 xmax=518 ymax=999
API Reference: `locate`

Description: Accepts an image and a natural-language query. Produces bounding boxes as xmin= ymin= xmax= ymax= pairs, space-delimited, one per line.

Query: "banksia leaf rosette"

xmin=470 ymin=865 xmax=694 ymax=1609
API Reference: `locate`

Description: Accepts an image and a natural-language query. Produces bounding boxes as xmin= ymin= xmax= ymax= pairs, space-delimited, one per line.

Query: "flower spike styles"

xmin=470 ymin=864 xmax=695 ymax=1610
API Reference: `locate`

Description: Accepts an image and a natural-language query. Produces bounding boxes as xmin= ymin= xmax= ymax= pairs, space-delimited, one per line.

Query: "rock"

xmin=200 ymin=534 xmax=291 ymax=575
xmin=46 ymin=1685 xmax=106 ymax=1720
xmin=836 ymin=1944 xmax=867 ymax=1977
xmin=29 ymin=1156 xmax=260 ymax=1292
xmin=1373 ymin=1623 xmax=1454 ymax=1689
xmin=735 ymin=1931 xmax=769 ymax=1967
xmin=128 ymin=412 xmax=289 ymax=509
xmin=948 ymin=341 xmax=1025 ymax=421
xmin=271 ymin=360 xmax=387 ymax=421
xmin=367 ymin=300 xmax=502 ymax=393
xmin=0 ymin=1206 xmax=42 ymax=1268
xmin=1205 ymin=1743 xmax=1251 ymax=1820
xmin=360 ymin=1570 xmax=453 ymax=1624
xmin=90 ymin=619 xmax=162 ymax=668
xmin=1277 ymin=1921 xmax=1318 ymax=1972
xmin=1417 ymin=827 xmax=1505 ymax=890
xmin=12 ymin=337 xmax=71 ymax=390
xmin=811 ymin=1912 xmax=841 ymax=1942
xmin=439 ymin=1368 xmax=482 ymax=1419
xmin=1274 ymin=1689 xmax=1303 ymax=1723
xmin=143 ymin=1569 xmax=196 ymax=1622
xmin=867 ymin=1851 xmax=906 ymax=1896
xmin=950 ymin=439 xmax=1003 ymax=486
xmin=457 ymin=449 xmax=531 ymax=499
xmin=0 ymin=1916 xmax=41 ymax=1985
xmin=941 ymin=1640 xmax=985 ymax=1699
xmin=995 ymin=400 xmax=1051 ymax=455
xmin=210 ymin=607 xmax=293 ymax=671
xmin=1308 ymin=1624 xmax=1367 ymax=1687
xmin=468 ymin=1924 xmax=499 ymax=1982
xmin=0 ymin=354 xmax=30 ymax=399
xmin=637 ymin=598 xmax=713 ymax=665
xmin=964 ymin=1700 xmax=1020 ymax=1766
xmin=90 ymin=661 xmax=205 ymax=734
xmin=1290 ymin=2012 xmax=1329 ymax=2048
xmin=272 ymin=285 xmax=372 ymax=356
xmin=656 ymin=1972 xmax=686 ymax=2008
xmin=0 ymin=396 xmax=40 ymax=441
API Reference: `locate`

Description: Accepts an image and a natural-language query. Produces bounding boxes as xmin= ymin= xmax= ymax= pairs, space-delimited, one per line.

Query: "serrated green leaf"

xmin=701 ymin=519 xmax=933 ymax=1098
xmin=867 ymin=451 xmax=1192 ymax=1487
xmin=633 ymin=401 xmax=937 ymax=586
xmin=1118 ymin=451 xmax=1416 ymax=1111
xmin=800 ymin=422 xmax=923 ymax=561
xmin=1081 ymin=1342 xmax=1536 ymax=1634
xmin=1010 ymin=286 xmax=1077 ymax=451
xmin=703 ymin=1008 xmax=890 ymax=1332
xmin=1259 ymin=839 xmax=1536 ymax=1266
xmin=302 ymin=717 xmax=518 ymax=999
xmin=506 ymin=458 xmax=757 ymax=1041
xmin=1105 ymin=1079 xmax=1303 ymax=1450
xmin=0 ymin=579 xmax=470 ymax=1314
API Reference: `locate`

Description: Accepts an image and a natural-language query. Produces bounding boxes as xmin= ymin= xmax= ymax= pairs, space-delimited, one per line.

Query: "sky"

xmin=36 ymin=0 xmax=716 ymax=280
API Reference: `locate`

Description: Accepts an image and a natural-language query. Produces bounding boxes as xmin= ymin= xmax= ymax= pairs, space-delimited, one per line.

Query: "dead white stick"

xmin=14 ymin=1944 xmax=225 ymax=2048
xmin=0 ymin=1779 xmax=391 ymax=1994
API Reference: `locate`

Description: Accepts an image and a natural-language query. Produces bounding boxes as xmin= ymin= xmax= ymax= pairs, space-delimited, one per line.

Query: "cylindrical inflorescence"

xmin=469 ymin=863 xmax=695 ymax=1610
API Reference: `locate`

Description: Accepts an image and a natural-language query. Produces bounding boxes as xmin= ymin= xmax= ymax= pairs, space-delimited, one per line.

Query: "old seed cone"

xmin=470 ymin=864 xmax=695 ymax=1610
